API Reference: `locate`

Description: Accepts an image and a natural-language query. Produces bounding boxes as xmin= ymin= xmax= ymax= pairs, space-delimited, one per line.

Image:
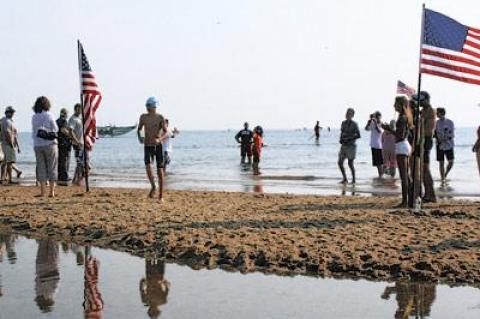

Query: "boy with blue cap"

xmin=138 ymin=96 xmax=169 ymax=202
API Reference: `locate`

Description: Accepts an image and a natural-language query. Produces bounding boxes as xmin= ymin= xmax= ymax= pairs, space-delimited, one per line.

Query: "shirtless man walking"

xmin=138 ymin=96 xmax=168 ymax=201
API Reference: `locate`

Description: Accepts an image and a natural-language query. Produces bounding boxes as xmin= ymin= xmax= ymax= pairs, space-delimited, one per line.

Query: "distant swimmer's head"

xmin=146 ymin=96 xmax=159 ymax=109
xmin=346 ymin=108 xmax=355 ymax=120
xmin=244 ymin=122 xmax=249 ymax=129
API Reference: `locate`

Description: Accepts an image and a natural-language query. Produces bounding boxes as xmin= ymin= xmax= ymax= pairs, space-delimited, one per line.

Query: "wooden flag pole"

xmin=410 ymin=4 xmax=426 ymax=208
xmin=77 ymin=40 xmax=90 ymax=192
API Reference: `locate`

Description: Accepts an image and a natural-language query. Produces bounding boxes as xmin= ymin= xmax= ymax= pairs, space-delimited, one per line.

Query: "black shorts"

xmin=144 ymin=146 xmax=164 ymax=169
xmin=371 ymin=148 xmax=384 ymax=166
xmin=423 ymin=137 xmax=433 ymax=164
xmin=436 ymin=147 xmax=454 ymax=161
xmin=241 ymin=144 xmax=252 ymax=157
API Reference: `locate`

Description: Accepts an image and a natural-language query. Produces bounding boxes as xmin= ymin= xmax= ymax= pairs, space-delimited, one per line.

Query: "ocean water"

xmin=12 ymin=128 xmax=480 ymax=197
xmin=2 ymin=232 xmax=480 ymax=319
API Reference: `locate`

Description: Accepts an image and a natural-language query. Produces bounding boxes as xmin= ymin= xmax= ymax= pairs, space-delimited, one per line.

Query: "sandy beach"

xmin=1 ymin=186 xmax=479 ymax=284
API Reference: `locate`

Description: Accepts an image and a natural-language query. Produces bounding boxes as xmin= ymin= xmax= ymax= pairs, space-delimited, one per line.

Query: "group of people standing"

xmin=337 ymin=91 xmax=466 ymax=207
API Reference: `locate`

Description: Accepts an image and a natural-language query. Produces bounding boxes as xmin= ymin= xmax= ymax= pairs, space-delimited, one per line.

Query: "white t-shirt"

xmin=368 ymin=120 xmax=383 ymax=149
xmin=162 ymin=128 xmax=174 ymax=153
xmin=32 ymin=111 xmax=58 ymax=147
xmin=68 ymin=115 xmax=83 ymax=145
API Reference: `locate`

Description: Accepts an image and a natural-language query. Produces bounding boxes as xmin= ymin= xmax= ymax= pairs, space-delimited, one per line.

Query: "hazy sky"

xmin=1 ymin=0 xmax=480 ymax=131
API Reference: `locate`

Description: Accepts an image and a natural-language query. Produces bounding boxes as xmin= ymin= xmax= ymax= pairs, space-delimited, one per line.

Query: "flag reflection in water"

xmin=83 ymin=247 xmax=104 ymax=319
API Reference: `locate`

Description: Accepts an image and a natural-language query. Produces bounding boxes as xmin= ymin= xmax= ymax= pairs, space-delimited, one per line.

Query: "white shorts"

xmin=395 ymin=140 xmax=411 ymax=156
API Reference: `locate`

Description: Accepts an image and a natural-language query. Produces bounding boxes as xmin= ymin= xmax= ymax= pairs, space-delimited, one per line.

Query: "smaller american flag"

xmin=396 ymin=80 xmax=416 ymax=97
xmin=79 ymin=41 xmax=102 ymax=150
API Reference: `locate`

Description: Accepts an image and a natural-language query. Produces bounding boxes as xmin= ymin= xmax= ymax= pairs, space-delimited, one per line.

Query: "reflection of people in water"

xmin=34 ymin=238 xmax=60 ymax=313
xmin=140 ymin=257 xmax=170 ymax=319
xmin=84 ymin=248 xmax=104 ymax=319
xmin=0 ymin=232 xmax=17 ymax=264
xmin=382 ymin=281 xmax=436 ymax=318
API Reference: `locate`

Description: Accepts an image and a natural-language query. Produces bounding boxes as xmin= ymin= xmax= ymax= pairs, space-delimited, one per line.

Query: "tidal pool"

xmin=1 ymin=231 xmax=480 ymax=319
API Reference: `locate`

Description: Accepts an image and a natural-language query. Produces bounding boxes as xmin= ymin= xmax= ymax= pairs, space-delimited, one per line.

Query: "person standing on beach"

xmin=1 ymin=106 xmax=22 ymax=184
xmin=252 ymin=125 xmax=264 ymax=175
xmin=390 ymin=96 xmax=414 ymax=208
xmin=56 ymin=108 xmax=73 ymax=186
xmin=314 ymin=121 xmax=322 ymax=141
xmin=418 ymin=91 xmax=437 ymax=203
xmin=137 ymin=96 xmax=168 ymax=201
xmin=338 ymin=108 xmax=361 ymax=184
xmin=68 ymin=104 xmax=86 ymax=186
xmin=235 ymin=122 xmax=253 ymax=164
xmin=434 ymin=107 xmax=455 ymax=184
xmin=365 ymin=111 xmax=384 ymax=178
xmin=32 ymin=97 xmax=58 ymax=197
xmin=473 ymin=125 xmax=480 ymax=176
xmin=382 ymin=120 xmax=397 ymax=177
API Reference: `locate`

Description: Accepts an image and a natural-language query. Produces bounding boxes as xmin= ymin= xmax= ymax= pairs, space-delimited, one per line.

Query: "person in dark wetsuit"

xmin=235 ymin=122 xmax=253 ymax=164
xmin=314 ymin=121 xmax=321 ymax=141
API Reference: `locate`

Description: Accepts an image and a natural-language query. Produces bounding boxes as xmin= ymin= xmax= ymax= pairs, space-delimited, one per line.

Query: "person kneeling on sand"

xmin=338 ymin=108 xmax=361 ymax=184
xmin=138 ymin=96 xmax=169 ymax=201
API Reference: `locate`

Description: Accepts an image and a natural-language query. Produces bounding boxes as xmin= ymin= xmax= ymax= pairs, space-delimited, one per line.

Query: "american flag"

xmin=79 ymin=42 xmax=102 ymax=150
xmin=396 ymin=80 xmax=416 ymax=97
xmin=421 ymin=9 xmax=480 ymax=85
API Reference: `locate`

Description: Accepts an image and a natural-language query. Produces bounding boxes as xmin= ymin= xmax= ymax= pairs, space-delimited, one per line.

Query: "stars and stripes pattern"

xmin=421 ymin=9 xmax=480 ymax=85
xmin=396 ymin=80 xmax=416 ymax=97
xmin=79 ymin=42 xmax=102 ymax=150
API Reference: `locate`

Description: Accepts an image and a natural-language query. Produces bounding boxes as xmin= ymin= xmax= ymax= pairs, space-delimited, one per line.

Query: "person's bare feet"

xmin=48 ymin=193 xmax=55 ymax=198
xmin=158 ymin=197 xmax=164 ymax=204
xmin=148 ymin=188 xmax=156 ymax=198
xmin=339 ymin=179 xmax=348 ymax=184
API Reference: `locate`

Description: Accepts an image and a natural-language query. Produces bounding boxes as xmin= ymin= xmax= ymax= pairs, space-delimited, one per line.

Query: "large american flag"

xmin=79 ymin=42 xmax=102 ymax=150
xmin=396 ymin=80 xmax=416 ymax=97
xmin=421 ymin=9 xmax=480 ymax=85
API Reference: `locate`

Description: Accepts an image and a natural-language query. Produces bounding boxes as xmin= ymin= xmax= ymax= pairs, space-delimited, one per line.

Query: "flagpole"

xmin=77 ymin=40 xmax=90 ymax=192
xmin=410 ymin=4 xmax=426 ymax=208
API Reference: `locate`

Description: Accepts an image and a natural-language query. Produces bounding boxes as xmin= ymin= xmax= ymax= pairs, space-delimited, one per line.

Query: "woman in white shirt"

xmin=32 ymin=96 xmax=58 ymax=197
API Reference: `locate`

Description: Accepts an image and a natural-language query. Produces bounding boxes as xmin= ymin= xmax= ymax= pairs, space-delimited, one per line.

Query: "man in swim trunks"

xmin=338 ymin=108 xmax=361 ymax=184
xmin=138 ymin=96 xmax=168 ymax=201
xmin=235 ymin=122 xmax=253 ymax=164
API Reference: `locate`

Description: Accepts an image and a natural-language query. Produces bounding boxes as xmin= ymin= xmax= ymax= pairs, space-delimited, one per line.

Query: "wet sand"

xmin=1 ymin=186 xmax=479 ymax=284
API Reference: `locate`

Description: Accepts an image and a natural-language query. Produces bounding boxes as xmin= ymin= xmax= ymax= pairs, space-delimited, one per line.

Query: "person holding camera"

xmin=365 ymin=111 xmax=384 ymax=178
xmin=32 ymin=96 xmax=58 ymax=197
xmin=338 ymin=108 xmax=361 ymax=184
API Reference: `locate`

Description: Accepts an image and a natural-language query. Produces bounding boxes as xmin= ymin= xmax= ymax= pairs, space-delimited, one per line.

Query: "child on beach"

xmin=382 ymin=120 xmax=397 ymax=177
xmin=252 ymin=126 xmax=264 ymax=175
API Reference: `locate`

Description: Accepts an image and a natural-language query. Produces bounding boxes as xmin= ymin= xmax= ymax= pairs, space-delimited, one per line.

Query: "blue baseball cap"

xmin=146 ymin=96 xmax=159 ymax=108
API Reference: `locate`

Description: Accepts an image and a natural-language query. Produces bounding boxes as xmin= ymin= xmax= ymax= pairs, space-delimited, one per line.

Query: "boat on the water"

xmin=97 ymin=124 xmax=136 ymax=137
